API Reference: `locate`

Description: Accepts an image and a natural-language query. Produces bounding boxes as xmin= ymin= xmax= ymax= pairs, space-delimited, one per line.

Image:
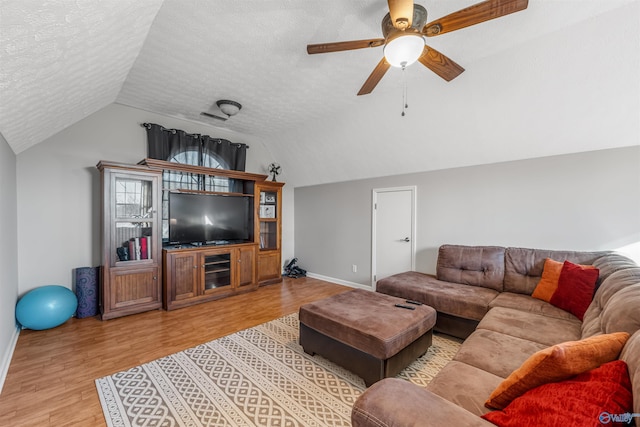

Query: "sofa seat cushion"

xmin=489 ymin=292 xmax=579 ymax=321
xmin=477 ymin=307 xmax=582 ymax=347
xmin=453 ymin=329 xmax=548 ymax=378
xmin=352 ymin=378 xmax=494 ymax=427
xmin=377 ymin=271 xmax=499 ymax=321
xmin=426 ymin=360 xmax=503 ymax=417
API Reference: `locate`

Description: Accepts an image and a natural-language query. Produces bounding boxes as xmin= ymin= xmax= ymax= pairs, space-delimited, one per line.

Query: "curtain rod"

xmin=141 ymin=123 xmax=249 ymax=149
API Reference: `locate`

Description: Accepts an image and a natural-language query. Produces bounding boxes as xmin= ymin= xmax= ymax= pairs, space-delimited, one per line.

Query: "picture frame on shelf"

xmin=260 ymin=205 xmax=276 ymax=218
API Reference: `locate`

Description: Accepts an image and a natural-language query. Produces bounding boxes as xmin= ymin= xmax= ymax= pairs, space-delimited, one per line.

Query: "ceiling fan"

xmin=307 ymin=0 xmax=528 ymax=95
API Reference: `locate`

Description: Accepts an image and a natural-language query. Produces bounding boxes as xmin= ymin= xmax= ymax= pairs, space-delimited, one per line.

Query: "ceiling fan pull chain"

xmin=401 ymin=65 xmax=408 ymax=116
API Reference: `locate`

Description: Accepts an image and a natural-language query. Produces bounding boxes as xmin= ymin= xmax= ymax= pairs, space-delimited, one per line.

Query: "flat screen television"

xmin=168 ymin=192 xmax=253 ymax=245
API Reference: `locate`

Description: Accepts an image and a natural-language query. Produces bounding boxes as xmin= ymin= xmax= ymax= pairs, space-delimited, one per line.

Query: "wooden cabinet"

xmin=98 ymin=158 xmax=284 ymax=315
xmin=163 ymin=243 xmax=257 ymax=310
xmin=256 ymin=181 xmax=285 ymax=286
xmin=97 ymin=162 xmax=163 ymax=320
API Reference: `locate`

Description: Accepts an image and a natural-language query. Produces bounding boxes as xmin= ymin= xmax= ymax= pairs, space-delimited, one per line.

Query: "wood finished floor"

xmin=0 ymin=277 xmax=350 ymax=426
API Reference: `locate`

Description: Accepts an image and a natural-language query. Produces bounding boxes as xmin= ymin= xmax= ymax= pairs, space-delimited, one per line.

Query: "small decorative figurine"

xmin=268 ymin=163 xmax=281 ymax=181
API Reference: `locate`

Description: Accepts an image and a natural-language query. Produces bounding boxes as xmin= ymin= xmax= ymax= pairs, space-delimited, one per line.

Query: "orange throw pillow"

xmin=485 ymin=332 xmax=630 ymax=410
xmin=531 ymin=258 xmax=563 ymax=302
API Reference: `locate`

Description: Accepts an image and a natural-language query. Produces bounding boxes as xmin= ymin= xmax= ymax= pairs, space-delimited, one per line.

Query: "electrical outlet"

xmin=352 ymin=264 xmax=357 ymax=273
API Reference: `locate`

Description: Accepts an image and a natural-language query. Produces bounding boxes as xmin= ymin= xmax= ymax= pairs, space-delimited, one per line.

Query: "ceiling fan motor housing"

xmin=382 ymin=4 xmax=428 ymax=39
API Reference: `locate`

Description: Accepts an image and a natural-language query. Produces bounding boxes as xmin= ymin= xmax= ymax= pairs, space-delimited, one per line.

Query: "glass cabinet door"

xmin=202 ymin=252 xmax=232 ymax=292
xmin=259 ymin=190 xmax=278 ymax=250
xmin=112 ymin=175 xmax=157 ymax=266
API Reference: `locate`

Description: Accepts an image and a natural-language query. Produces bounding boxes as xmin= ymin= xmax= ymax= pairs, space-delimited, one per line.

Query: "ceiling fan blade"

xmin=423 ymin=0 xmax=528 ymax=37
xmin=418 ymin=45 xmax=465 ymax=82
xmin=307 ymin=39 xmax=385 ymax=54
xmin=357 ymin=58 xmax=391 ymax=96
xmin=387 ymin=0 xmax=414 ymax=29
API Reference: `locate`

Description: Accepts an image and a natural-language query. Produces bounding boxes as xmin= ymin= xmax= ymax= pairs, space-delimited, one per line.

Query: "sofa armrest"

xmin=352 ymin=378 xmax=494 ymax=427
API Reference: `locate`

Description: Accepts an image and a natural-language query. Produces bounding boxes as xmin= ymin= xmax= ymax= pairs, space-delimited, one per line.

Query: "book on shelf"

xmin=140 ymin=237 xmax=148 ymax=259
xmin=128 ymin=239 xmax=136 ymax=260
xmin=125 ymin=236 xmax=152 ymax=261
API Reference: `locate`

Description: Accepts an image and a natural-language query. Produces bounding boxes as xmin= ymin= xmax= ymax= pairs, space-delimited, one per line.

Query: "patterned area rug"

xmin=96 ymin=313 xmax=461 ymax=427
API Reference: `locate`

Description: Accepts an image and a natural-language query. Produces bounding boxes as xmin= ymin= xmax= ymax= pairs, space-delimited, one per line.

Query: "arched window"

xmin=164 ymin=150 xmax=230 ymax=192
xmin=144 ymin=123 xmax=247 ymax=171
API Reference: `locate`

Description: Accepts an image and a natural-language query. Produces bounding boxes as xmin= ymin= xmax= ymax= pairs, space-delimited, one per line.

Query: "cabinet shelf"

xmin=205 ymin=267 xmax=230 ymax=274
xmin=114 ymin=259 xmax=155 ymax=267
xmin=205 ymin=283 xmax=229 ymax=290
xmin=164 ymin=189 xmax=254 ymax=198
xmin=139 ymin=158 xmax=268 ymax=182
xmin=204 ymin=259 xmax=230 ymax=266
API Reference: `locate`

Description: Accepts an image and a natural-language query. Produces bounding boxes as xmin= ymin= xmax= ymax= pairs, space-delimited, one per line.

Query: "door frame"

xmin=371 ymin=186 xmax=417 ymax=289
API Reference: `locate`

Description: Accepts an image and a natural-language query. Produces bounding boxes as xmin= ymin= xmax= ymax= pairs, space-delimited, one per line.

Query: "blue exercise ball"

xmin=16 ymin=285 xmax=78 ymax=330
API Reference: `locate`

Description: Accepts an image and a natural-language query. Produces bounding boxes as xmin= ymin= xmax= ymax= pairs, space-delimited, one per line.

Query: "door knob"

xmin=402 ymin=237 xmax=410 ymax=242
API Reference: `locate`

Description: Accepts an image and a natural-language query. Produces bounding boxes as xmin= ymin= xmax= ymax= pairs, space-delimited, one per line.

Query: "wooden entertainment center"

xmin=97 ymin=159 xmax=284 ymax=320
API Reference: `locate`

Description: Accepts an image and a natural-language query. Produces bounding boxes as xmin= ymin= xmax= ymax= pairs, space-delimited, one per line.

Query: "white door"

xmin=372 ymin=186 xmax=416 ymax=288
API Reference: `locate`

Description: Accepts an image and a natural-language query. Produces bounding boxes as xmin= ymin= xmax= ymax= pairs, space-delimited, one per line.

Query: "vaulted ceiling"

xmin=1 ymin=1 xmax=638 ymax=186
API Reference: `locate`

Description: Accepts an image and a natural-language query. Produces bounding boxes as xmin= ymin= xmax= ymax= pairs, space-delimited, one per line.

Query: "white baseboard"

xmin=306 ymin=272 xmax=372 ymax=291
xmin=0 ymin=325 xmax=20 ymax=395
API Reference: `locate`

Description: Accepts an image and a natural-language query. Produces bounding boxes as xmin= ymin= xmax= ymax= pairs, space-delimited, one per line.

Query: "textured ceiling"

xmin=0 ymin=0 xmax=164 ymax=153
xmin=1 ymin=1 xmax=638 ymax=184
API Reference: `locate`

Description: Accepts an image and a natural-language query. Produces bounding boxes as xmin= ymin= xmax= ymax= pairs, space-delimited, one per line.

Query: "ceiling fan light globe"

xmin=216 ymin=100 xmax=242 ymax=117
xmin=383 ymin=34 xmax=425 ymax=68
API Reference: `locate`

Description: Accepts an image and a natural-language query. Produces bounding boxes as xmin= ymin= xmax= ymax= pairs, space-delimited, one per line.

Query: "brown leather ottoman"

xmin=299 ymin=288 xmax=437 ymax=386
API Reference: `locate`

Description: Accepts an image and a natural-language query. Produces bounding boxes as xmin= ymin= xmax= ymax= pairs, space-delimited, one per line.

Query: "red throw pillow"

xmin=549 ymin=260 xmax=599 ymax=320
xmin=482 ymin=360 xmax=633 ymax=427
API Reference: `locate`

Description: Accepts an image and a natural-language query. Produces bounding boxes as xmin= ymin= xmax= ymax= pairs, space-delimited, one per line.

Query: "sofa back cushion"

xmin=503 ymin=247 xmax=607 ymax=295
xmin=436 ymin=245 xmax=506 ymax=291
xmin=592 ymin=253 xmax=639 ymax=283
xmin=620 ymin=330 xmax=640 ymax=426
xmin=582 ymin=266 xmax=640 ymax=338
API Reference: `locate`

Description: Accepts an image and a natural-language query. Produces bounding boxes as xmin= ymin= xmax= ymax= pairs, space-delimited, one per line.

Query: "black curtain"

xmin=144 ymin=123 xmax=247 ymax=171
xmin=201 ymin=135 xmax=247 ymax=171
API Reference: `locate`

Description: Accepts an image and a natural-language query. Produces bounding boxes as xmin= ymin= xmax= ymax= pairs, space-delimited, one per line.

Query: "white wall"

xmin=294 ymin=146 xmax=640 ymax=286
xmin=0 ymin=132 xmax=19 ymax=393
xmin=16 ymin=103 xmax=285 ymax=294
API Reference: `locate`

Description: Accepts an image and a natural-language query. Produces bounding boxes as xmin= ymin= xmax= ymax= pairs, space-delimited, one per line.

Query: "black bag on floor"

xmin=283 ymin=258 xmax=306 ymax=278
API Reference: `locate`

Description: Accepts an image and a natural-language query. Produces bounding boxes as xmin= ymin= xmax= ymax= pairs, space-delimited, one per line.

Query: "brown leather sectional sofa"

xmin=352 ymin=245 xmax=640 ymax=426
